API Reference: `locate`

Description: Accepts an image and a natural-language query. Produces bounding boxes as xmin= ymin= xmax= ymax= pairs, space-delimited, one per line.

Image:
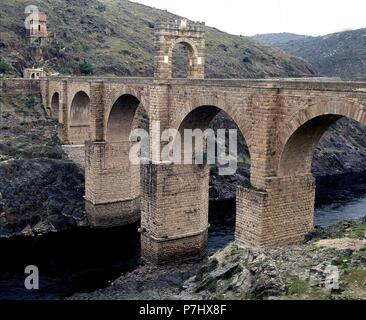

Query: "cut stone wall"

xmin=0 ymin=79 xmax=40 ymax=94
xmin=141 ymin=162 xmax=209 ymax=264
xmin=235 ymin=174 xmax=315 ymax=248
xmin=141 ymin=231 xmax=207 ymax=265
xmin=68 ymin=125 xmax=90 ymax=145
xmin=85 ymin=141 xmax=140 ymax=227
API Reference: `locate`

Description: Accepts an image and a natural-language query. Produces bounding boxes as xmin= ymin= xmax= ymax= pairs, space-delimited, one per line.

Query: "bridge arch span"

xmin=105 ymin=89 xmax=149 ymax=142
xmin=174 ymin=96 xmax=253 ymax=151
xmin=141 ymin=104 xmax=251 ymax=264
xmin=172 ymin=104 xmax=252 ymax=165
xmin=68 ymin=90 xmax=91 ymax=144
xmin=251 ymin=99 xmax=366 ymax=250
xmin=106 ymin=94 xmax=143 ymax=142
xmin=278 ymin=100 xmax=366 ymax=177
xmin=69 ymin=91 xmax=90 ymax=125
xmin=105 ymin=87 xmax=148 ymax=121
xmin=177 ymin=105 xmax=221 ymax=130
xmin=85 ymin=92 xmax=148 ymax=228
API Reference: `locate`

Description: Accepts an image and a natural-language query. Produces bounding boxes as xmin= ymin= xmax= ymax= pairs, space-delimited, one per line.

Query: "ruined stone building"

xmin=25 ymin=11 xmax=52 ymax=46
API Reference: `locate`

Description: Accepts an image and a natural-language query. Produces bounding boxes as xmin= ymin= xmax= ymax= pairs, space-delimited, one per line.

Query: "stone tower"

xmin=154 ymin=19 xmax=205 ymax=80
xmin=25 ymin=11 xmax=50 ymax=46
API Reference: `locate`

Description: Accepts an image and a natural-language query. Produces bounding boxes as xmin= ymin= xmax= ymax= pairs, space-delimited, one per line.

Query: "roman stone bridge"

xmin=28 ymin=20 xmax=366 ymax=264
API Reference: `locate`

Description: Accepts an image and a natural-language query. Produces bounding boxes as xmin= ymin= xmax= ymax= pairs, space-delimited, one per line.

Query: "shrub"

xmin=242 ymin=57 xmax=251 ymax=64
xmin=79 ymin=61 xmax=94 ymax=75
xmin=289 ymin=279 xmax=309 ymax=295
xmin=0 ymin=60 xmax=12 ymax=74
xmin=82 ymin=43 xmax=91 ymax=52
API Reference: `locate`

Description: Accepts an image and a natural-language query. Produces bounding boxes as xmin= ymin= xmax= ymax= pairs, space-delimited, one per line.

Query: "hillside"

xmin=0 ymin=0 xmax=317 ymax=78
xmin=254 ymin=29 xmax=366 ymax=79
xmin=253 ymin=33 xmax=311 ymax=46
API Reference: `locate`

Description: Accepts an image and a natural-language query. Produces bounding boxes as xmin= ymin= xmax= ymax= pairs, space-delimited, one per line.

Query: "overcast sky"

xmin=131 ymin=0 xmax=366 ymax=36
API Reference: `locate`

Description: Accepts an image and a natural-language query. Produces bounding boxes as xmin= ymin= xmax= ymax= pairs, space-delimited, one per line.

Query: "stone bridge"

xmin=35 ymin=20 xmax=366 ymax=264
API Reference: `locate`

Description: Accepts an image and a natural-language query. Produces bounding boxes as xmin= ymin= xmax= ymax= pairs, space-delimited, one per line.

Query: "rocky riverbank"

xmin=181 ymin=219 xmax=366 ymax=300
xmin=70 ymin=217 xmax=366 ymax=300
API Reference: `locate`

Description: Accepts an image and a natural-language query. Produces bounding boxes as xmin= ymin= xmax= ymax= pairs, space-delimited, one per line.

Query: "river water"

xmin=0 ymin=173 xmax=365 ymax=300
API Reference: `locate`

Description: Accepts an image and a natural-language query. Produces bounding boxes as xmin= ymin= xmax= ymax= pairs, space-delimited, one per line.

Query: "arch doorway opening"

xmin=172 ymin=42 xmax=195 ymax=79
